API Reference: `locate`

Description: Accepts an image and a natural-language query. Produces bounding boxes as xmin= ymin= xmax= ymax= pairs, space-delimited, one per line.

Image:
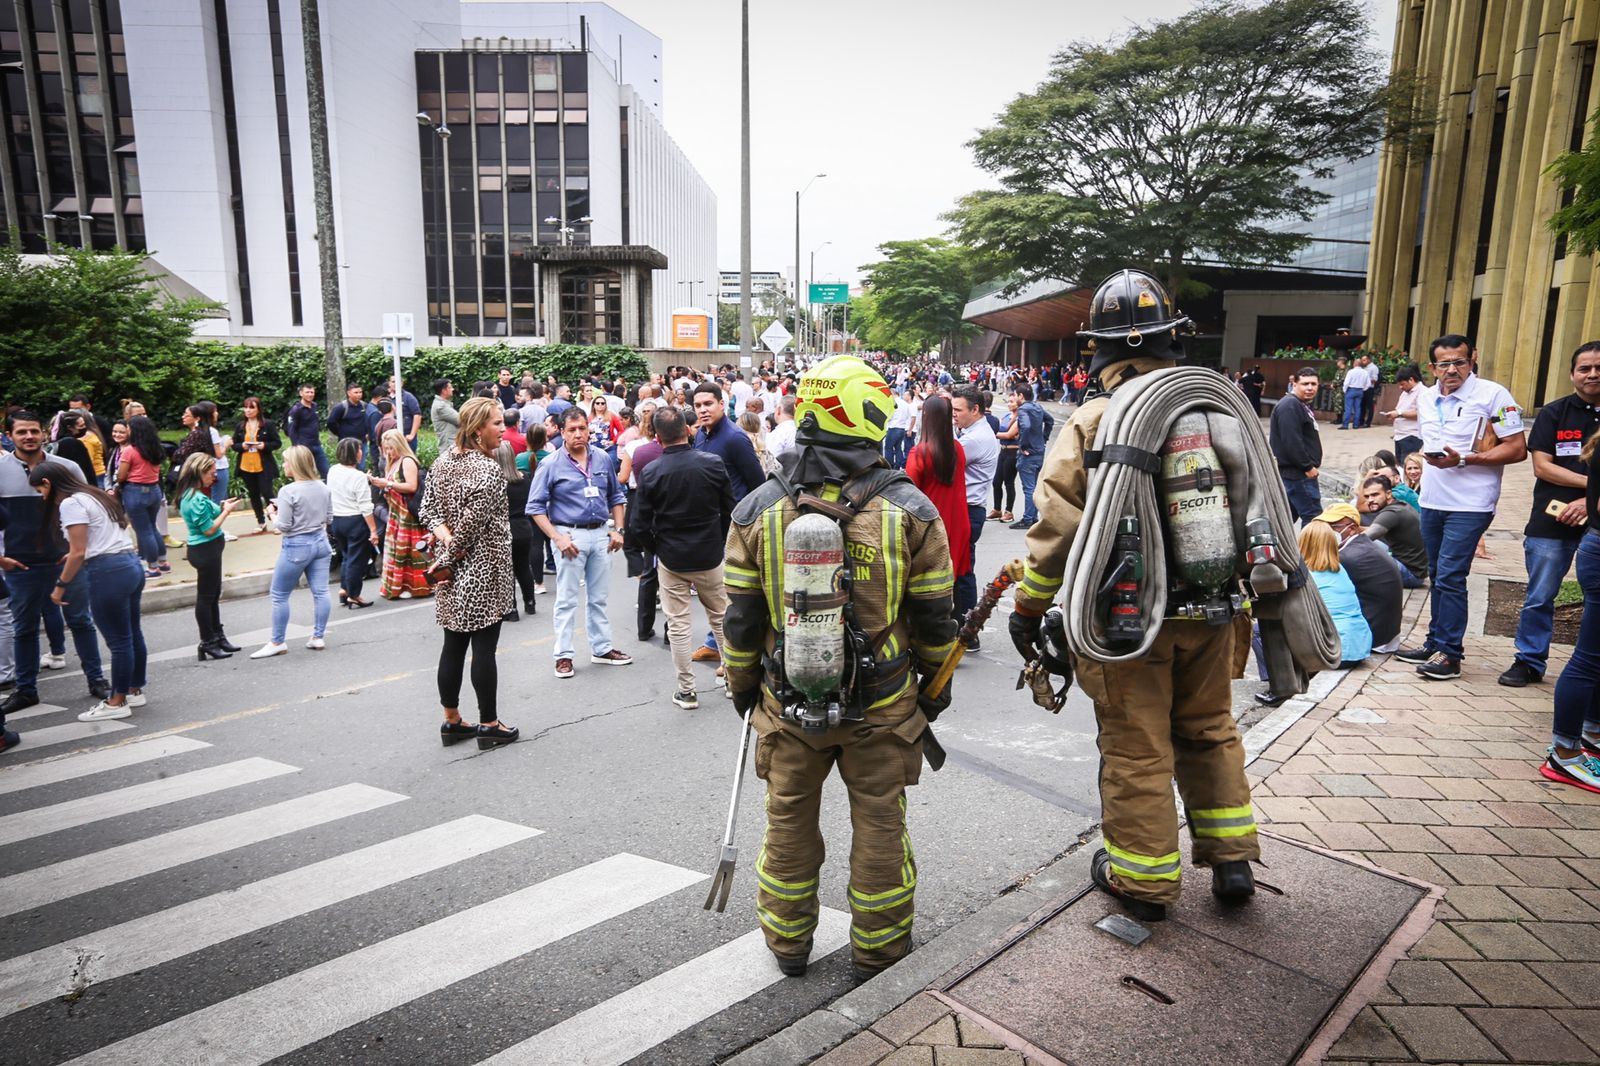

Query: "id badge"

xmin=583 ymin=484 xmax=601 ymax=498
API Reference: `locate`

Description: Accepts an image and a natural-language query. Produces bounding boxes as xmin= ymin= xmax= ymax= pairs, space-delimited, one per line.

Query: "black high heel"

xmin=476 ymin=721 xmax=520 ymax=749
xmin=197 ymin=642 xmax=232 ymax=661
xmin=214 ymin=632 xmax=242 ymax=653
xmin=346 ymin=597 xmax=373 ymax=610
xmin=440 ymin=719 xmax=477 ymax=746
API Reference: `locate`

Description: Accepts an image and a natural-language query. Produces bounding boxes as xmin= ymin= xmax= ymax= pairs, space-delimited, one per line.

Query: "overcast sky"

xmin=598 ymin=0 xmax=1398 ymax=294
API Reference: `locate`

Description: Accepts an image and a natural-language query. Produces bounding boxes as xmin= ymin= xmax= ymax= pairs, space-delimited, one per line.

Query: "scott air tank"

xmin=1159 ymin=411 xmax=1236 ymax=591
xmin=781 ymin=512 xmax=848 ymax=703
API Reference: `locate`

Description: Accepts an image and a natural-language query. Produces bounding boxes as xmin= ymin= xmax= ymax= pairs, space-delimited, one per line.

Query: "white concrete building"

xmin=0 ymin=0 xmax=716 ymax=348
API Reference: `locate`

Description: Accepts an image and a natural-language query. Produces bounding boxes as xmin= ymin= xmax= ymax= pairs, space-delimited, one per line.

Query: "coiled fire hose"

xmin=1060 ymin=366 xmax=1340 ymax=694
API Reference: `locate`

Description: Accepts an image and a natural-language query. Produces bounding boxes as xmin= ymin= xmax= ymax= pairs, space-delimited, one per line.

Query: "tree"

xmin=0 ymin=243 xmax=217 ymax=412
xmin=1547 ymin=108 xmax=1600 ymax=257
xmin=946 ymin=0 xmax=1415 ymax=295
xmin=857 ymin=238 xmax=981 ymax=353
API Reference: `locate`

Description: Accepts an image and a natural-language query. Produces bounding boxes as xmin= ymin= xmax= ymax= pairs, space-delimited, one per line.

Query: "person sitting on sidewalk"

xmin=1544 ymin=422 xmax=1600 ymax=793
xmin=1359 ymin=476 xmax=1428 ymax=587
xmin=1316 ymin=504 xmax=1403 ymax=655
xmin=1300 ymin=522 xmax=1371 ymax=668
xmin=1500 ymin=340 xmax=1600 ymax=688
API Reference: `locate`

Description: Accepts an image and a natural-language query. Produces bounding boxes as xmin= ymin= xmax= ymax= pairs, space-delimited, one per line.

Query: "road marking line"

xmin=66 ymin=853 xmax=707 ymax=1066
xmin=0 ymin=814 xmax=541 ymax=1016
xmin=3 ymin=703 xmax=70 ymax=721
xmin=0 ymin=758 xmax=297 ymax=848
xmin=479 ymin=910 xmax=851 ymax=1066
xmin=0 ymin=783 xmax=404 ymax=919
xmin=0 ymin=719 xmax=134 ymax=755
xmin=0 ymin=736 xmax=211 ymax=796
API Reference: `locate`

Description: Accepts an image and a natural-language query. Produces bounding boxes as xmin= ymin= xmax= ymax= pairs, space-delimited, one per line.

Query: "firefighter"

xmin=723 ymin=355 xmax=959 ymax=981
xmin=1009 ymin=270 xmax=1259 ymax=923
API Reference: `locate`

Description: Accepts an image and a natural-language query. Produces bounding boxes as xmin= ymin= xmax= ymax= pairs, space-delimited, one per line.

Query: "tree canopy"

xmin=946 ymin=0 xmax=1410 ymax=294
xmin=0 ymin=242 xmax=217 ymax=413
xmin=1547 ymin=108 xmax=1600 ymax=258
xmin=856 ymin=238 xmax=981 ymax=354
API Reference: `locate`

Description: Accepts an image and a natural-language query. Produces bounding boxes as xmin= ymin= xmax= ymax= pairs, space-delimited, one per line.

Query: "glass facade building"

xmin=0 ymin=0 xmax=141 ymax=253
xmin=1264 ymin=151 xmax=1377 ymax=276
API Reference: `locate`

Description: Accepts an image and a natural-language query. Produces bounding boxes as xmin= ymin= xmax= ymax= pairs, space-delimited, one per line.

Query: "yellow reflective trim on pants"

xmin=851 ymin=912 xmax=914 ymax=951
xmin=1104 ymin=840 xmax=1182 ymax=881
xmin=758 ymin=906 xmax=818 ymax=940
xmin=848 ymin=878 xmax=916 ymax=913
xmin=756 ymin=847 xmax=818 ymax=900
xmin=1189 ymin=805 xmax=1257 ymax=839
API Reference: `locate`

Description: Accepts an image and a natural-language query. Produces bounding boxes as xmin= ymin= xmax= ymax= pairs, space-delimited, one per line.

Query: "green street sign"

xmin=809 ymin=283 xmax=849 ymax=305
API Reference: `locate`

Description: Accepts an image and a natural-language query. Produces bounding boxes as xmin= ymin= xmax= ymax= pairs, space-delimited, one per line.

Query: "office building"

xmin=1367 ymin=0 xmax=1600 ymax=406
xmin=0 ymin=0 xmax=717 ymax=348
xmin=717 ymin=269 xmax=784 ymax=306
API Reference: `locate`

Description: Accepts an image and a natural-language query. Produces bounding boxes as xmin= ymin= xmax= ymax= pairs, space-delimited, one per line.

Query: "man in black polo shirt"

xmin=1499 ymin=341 xmax=1600 ymax=687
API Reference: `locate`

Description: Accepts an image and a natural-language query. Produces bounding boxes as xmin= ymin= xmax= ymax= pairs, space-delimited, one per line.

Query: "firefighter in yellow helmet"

xmin=722 ymin=355 xmax=959 ymax=981
xmin=1009 ymin=270 xmax=1260 ymax=923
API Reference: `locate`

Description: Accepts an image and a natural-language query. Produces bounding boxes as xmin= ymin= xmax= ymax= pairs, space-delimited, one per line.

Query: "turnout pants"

xmin=1074 ymin=619 xmax=1258 ymax=905
xmin=753 ymin=717 xmax=922 ymax=974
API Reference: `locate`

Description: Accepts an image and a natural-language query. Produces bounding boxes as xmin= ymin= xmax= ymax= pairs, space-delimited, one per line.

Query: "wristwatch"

xmin=54 ymin=580 xmax=69 ymax=588
xmin=1457 ymin=455 xmax=1468 ymax=468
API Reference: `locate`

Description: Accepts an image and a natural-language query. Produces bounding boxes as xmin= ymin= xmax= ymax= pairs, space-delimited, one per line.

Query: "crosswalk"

xmin=0 ymin=707 xmax=850 ymax=1065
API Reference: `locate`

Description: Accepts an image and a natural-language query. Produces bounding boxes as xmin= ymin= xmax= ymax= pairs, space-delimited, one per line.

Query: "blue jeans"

xmin=210 ymin=466 xmax=230 ymax=504
xmin=1552 ymin=530 xmax=1600 ymax=748
xmin=954 ymin=503 xmax=986 ymax=618
xmin=1419 ymin=507 xmax=1495 ymax=661
xmin=308 ymin=444 xmax=330 ymax=480
xmin=552 ymin=525 xmax=613 ymax=659
xmin=1341 ymin=388 xmax=1363 ymax=429
xmin=883 ymin=428 xmax=907 ymax=469
xmin=85 ymin=553 xmax=147 ymax=695
xmin=1283 ymin=476 xmax=1322 ymax=526
xmin=1513 ymin=535 xmax=1581 ymax=677
xmin=1017 ymin=452 xmax=1044 ymax=523
xmin=121 ymin=482 xmax=165 ymax=567
xmin=7 ymin=564 xmax=102 ymax=694
xmin=269 ymin=532 xmax=332 ymax=644
xmin=1397 ymin=560 xmax=1427 ymax=589
xmin=332 ymin=515 xmax=373 ymax=601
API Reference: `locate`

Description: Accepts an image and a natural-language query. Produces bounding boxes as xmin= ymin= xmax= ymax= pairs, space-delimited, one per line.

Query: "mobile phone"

xmin=1547 ymin=499 xmax=1570 ymax=518
xmin=1423 ymin=451 xmax=1446 ymax=459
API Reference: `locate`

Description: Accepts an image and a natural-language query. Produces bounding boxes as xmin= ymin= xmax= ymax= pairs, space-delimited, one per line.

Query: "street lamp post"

xmin=794 ymin=173 xmax=825 ymax=357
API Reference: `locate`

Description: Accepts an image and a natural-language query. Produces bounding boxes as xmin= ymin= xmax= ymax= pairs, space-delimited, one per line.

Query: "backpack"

xmin=398 ymin=457 xmax=427 ymax=522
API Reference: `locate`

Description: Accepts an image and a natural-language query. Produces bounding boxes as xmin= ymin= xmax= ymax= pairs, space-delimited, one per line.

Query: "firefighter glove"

xmin=1009 ymin=610 xmax=1044 ymax=662
xmin=731 ymin=685 xmax=761 ymax=721
xmin=917 ymin=681 xmax=951 ymax=723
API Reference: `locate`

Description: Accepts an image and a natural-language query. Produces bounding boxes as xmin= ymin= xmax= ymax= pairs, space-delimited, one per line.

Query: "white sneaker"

xmin=249 ymin=642 xmax=289 ymax=659
xmin=125 ymin=691 xmax=147 ymax=708
xmin=223 ymin=531 xmax=239 ymax=542
xmin=79 ymin=701 xmax=132 ymax=722
xmin=399 ymin=591 xmax=413 ymax=600
xmin=305 ymin=637 xmax=326 ymax=651
xmin=41 ymin=653 xmax=66 ymax=670
xmin=534 ymin=584 xmax=547 ymax=595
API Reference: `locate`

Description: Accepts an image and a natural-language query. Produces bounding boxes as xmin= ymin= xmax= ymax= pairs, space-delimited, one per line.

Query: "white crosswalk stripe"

xmin=0 ymin=814 xmax=542 ymax=1016
xmin=478 ymin=912 xmax=852 ymax=1066
xmin=0 ymin=783 xmax=403 ymax=918
xmin=1 ymin=702 xmax=70 ymax=721
xmin=0 ymin=757 xmax=296 ymax=847
xmin=0 ymin=718 xmax=134 ymax=753
xmin=65 ymin=853 xmax=707 ymax=1066
xmin=0 ymin=735 xmax=211 ymax=796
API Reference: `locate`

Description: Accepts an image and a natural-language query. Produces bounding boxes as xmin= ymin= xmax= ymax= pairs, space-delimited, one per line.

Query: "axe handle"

xmin=720 ymin=710 xmax=754 ymax=848
xmin=925 ymin=644 xmax=963 ymax=702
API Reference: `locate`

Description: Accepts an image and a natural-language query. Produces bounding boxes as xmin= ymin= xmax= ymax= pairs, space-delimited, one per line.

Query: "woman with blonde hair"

xmin=175 ymin=451 xmax=240 ymax=659
xmin=420 ymin=396 xmax=518 ymax=747
xmin=249 ymin=445 xmax=333 ymax=658
xmin=1299 ymin=521 xmax=1371 ymax=667
xmin=372 ymin=428 xmax=430 ymax=599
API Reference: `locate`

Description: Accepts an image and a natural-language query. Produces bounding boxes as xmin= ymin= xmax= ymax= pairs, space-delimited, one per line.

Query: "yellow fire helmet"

xmin=795 ymin=355 xmax=896 ymax=445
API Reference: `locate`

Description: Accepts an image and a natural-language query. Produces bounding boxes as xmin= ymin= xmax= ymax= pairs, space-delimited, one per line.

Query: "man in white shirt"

xmin=1381 ymin=364 xmax=1423 ymax=461
xmin=767 ymin=395 xmax=797 ymax=458
xmin=1340 ymin=357 xmax=1371 ymax=430
xmin=1395 ymin=335 xmax=1527 ymax=681
xmin=729 ymin=372 xmax=754 ymax=419
xmin=883 ymin=391 xmax=914 ymax=469
xmin=952 ymin=385 xmax=999 ymax=648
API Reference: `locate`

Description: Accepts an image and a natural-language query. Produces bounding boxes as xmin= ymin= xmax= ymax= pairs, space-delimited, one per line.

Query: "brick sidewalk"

xmin=1253 ymin=605 xmax=1600 ymax=1064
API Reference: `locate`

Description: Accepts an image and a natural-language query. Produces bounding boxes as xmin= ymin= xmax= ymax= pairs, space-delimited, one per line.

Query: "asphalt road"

xmin=0 ymin=517 xmax=1268 ymax=1065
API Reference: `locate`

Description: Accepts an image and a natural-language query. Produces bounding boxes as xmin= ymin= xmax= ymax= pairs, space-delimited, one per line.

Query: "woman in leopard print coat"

xmin=419 ymin=396 xmax=518 ymax=748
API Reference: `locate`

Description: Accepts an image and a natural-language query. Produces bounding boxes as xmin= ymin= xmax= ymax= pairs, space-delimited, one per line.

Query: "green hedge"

xmin=180 ymin=341 xmax=647 ymax=422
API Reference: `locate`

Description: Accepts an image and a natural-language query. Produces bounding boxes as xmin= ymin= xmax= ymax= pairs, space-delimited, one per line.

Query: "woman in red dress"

xmin=905 ymin=394 xmax=971 ymax=591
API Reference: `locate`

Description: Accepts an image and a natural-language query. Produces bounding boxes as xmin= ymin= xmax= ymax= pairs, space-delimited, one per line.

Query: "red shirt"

xmin=906 ymin=441 xmax=971 ymax=577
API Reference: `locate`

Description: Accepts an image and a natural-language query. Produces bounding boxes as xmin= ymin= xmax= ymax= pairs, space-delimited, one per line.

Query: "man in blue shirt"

xmin=546 ymin=384 xmax=574 ymax=422
xmin=386 ymin=377 xmax=423 ymax=451
xmin=692 ymin=382 xmax=763 ymax=501
xmin=325 ymin=382 xmax=373 ymax=471
xmin=1010 ymin=384 xmax=1052 ymax=529
xmin=528 ymin=407 xmax=632 ymax=680
xmin=284 ymin=384 xmax=328 ymax=478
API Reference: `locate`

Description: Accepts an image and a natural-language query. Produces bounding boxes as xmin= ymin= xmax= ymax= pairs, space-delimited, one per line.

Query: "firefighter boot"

xmin=775 ymin=954 xmax=808 ymax=977
xmin=1091 ymin=848 xmax=1167 ymax=923
xmin=1211 ymin=860 xmax=1256 ymax=904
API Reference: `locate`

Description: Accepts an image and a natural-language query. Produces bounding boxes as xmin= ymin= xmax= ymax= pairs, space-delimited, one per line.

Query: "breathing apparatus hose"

xmin=1061 ymin=366 xmax=1341 ymax=687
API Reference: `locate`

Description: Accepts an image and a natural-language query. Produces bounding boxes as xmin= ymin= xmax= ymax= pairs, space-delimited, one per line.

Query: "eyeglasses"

xmin=1432 ymin=359 xmax=1470 ymax=370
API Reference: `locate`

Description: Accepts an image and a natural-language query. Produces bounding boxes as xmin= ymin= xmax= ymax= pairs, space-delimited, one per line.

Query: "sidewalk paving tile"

xmin=1442 ymin=887 xmax=1535 ymax=922
xmin=1256 ymin=796 xmax=1328 ymax=824
xmin=1326 ymin=1007 xmax=1411 ymax=1059
xmin=1427 ymin=801 xmax=1509 ymax=827
xmin=1526 ymin=922 xmax=1600 ymax=961
xmin=1529 ymin=962 xmax=1600 ymax=1006
xmin=1319 ymin=774 xmax=1390 ymax=798
xmin=1552 ymin=829 xmax=1600 ymax=852
xmin=1370 ymin=823 xmax=1449 ymax=852
xmin=1314 ymin=796 xmax=1389 ymax=823
xmin=908 ymin=1017 xmax=958 ymax=1046
xmin=1491 ymin=828 xmax=1581 ymax=857
xmin=1373 ymin=775 xmax=1447 ymax=799
xmin=1376 ymin=1004 xmax=1506 ymax=1061
xmin=1362 ymin=851 xmax=1455 ymax=885
xmin=1501 ymin=888 xmax=1600 ymax=923
xmin=1429 ymin=826 xmax=1518 ymax=854
xmin=1428 ymin=778 xmax=1501 ymax=802
xmin=953 ymin=1017 xmax=1006 ymax=1050
xmin=814 ymin=1031 xmax=895 ymax=1066
xmin=1432 ymin=854 xmax=1522 ymax=886
xmin=1312 ymin=822 xmax=1388 ymax=851
xmin=1461 ymin=1007 xmax=1596 ymax=1062
xmin=1548 ymin=804 xmax=1600 ymax=830
xmin=928 ymin=1050 xmax=1023 ymax=1065
xmin=1449 ymin=962 xmax=1571 ymax=1009
xmin=879 ymin=1048 xmax=933 ymax=1066
xmin=1549 ymin=1009 xmax=1600 ymax=1055
xmin=1449 ymin=922 xmax=1562 ymax=961
xmin=1559 ymin=857 xmax=1600 ymax=887
xmin=871 ymin=995 xmax=951 ymax=1047
xmin=1371 ymin=798 xmax=1450 ymax=824
xmin=1481 ymin=803 xmax=1573 ymax=829
xmin=1386 ymin=961 xmax=1484 ymax=1005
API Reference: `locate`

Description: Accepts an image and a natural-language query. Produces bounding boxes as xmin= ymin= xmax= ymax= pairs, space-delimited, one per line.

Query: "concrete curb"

xmin=139 ymin=569 xmax=279 ymax=616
